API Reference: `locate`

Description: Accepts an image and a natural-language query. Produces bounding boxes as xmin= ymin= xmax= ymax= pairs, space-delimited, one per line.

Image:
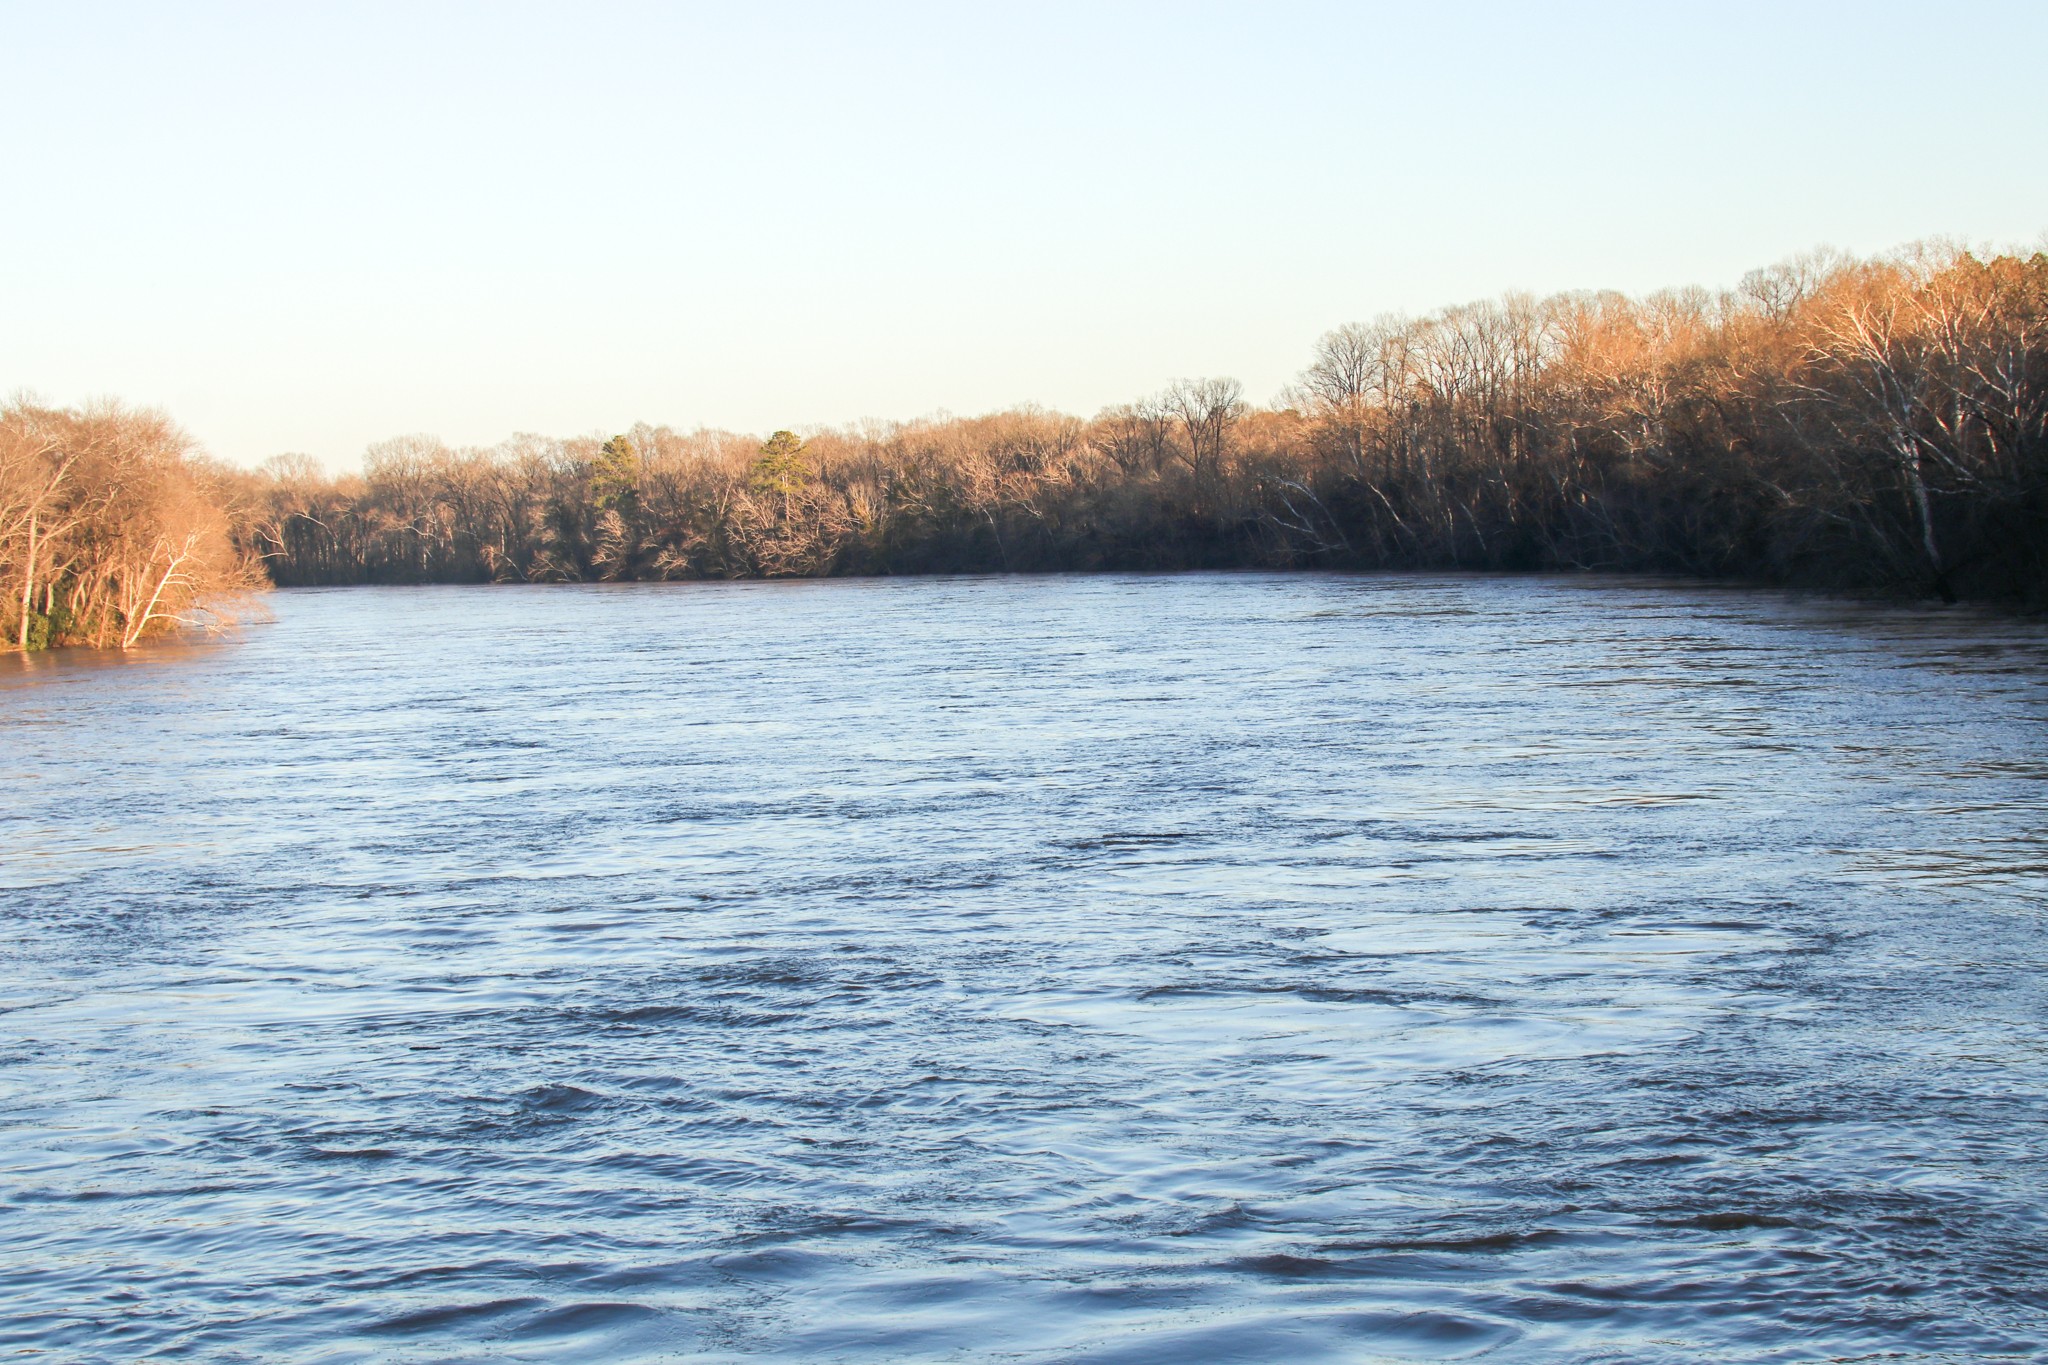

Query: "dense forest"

xmin=4 ymin=242 xmax=2045 ymax=649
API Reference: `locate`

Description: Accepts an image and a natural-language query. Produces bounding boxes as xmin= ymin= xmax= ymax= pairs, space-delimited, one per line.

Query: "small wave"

xmin=518 ymin=1084 xmax=606 ymax=1112
xmin=366 ymin=1297 xmax=543 ymax=1335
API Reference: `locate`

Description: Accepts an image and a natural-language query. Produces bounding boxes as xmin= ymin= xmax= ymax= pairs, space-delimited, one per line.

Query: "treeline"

xmin=252 ymin=243 xmax=2047 ymax=604
xmin=1 ymin=401 xmax=261 ymax=650
xmin=6 ymin=241 xmax=2045 ymax=649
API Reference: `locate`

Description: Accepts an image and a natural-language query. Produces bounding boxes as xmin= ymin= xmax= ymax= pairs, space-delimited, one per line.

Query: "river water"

xmin=3 ymin=574 xmax=2046 ymax=1363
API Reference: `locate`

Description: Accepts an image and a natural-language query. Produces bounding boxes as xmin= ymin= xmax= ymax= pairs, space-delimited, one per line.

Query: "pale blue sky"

xmin=4 ymin=1 xmax=2044 ymax=468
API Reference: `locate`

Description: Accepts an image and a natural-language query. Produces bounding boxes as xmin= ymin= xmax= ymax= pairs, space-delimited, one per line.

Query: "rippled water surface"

xmin=4 ymin=575 xmax=2048 ymax=1363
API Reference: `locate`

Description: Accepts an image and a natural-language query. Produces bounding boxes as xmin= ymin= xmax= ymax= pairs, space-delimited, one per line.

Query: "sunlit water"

xmin=4 ymin=574 xmax=2047 ymax=1363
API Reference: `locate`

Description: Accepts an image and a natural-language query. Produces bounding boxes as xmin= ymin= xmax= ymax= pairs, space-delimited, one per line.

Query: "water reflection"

xmin=2 ymin=575 xmax=2045 ymax=1361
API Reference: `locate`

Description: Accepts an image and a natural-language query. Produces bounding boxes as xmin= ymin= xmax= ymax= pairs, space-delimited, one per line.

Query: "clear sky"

xmin=4 ymin=1 xmax=2045 ymax=469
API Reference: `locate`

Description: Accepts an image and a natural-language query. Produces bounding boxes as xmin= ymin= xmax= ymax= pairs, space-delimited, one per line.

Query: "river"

xmin=3 ymin=574 xmax=2045 ymax=1362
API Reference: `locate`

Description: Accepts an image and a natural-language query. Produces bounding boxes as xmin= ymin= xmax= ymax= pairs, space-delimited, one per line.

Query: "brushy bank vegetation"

xmin=1 ymin=402 xmax=263 ymax=650
xmin=5 ymin=241 xmax=2045 ymax=650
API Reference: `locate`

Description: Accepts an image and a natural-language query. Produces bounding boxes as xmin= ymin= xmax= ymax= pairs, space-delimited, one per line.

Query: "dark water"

xmin=4 ymin=575 xmax=2047 ymax=1363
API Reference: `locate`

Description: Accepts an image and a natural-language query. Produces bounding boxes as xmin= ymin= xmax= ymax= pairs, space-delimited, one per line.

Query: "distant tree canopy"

xmin=750 ymin=431 xmax=809 ymax=502
xmin=591 ymin=434 xmax=640 ymax=511
xmin=6 ymin=240 xmax=2046 ymax=650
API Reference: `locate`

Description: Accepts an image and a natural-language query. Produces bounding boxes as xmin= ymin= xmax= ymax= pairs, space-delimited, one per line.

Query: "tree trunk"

xmin=18 ymin=511 xmax=35 ymax=650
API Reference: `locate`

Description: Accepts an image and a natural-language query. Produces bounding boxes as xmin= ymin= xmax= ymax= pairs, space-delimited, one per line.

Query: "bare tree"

xmin=1160 ymin=377 xmax=1245 ymax=495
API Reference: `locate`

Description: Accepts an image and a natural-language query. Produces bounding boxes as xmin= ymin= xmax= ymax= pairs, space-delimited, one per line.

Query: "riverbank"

xmin=8 ymin=243 xmax=2045 ymax=651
